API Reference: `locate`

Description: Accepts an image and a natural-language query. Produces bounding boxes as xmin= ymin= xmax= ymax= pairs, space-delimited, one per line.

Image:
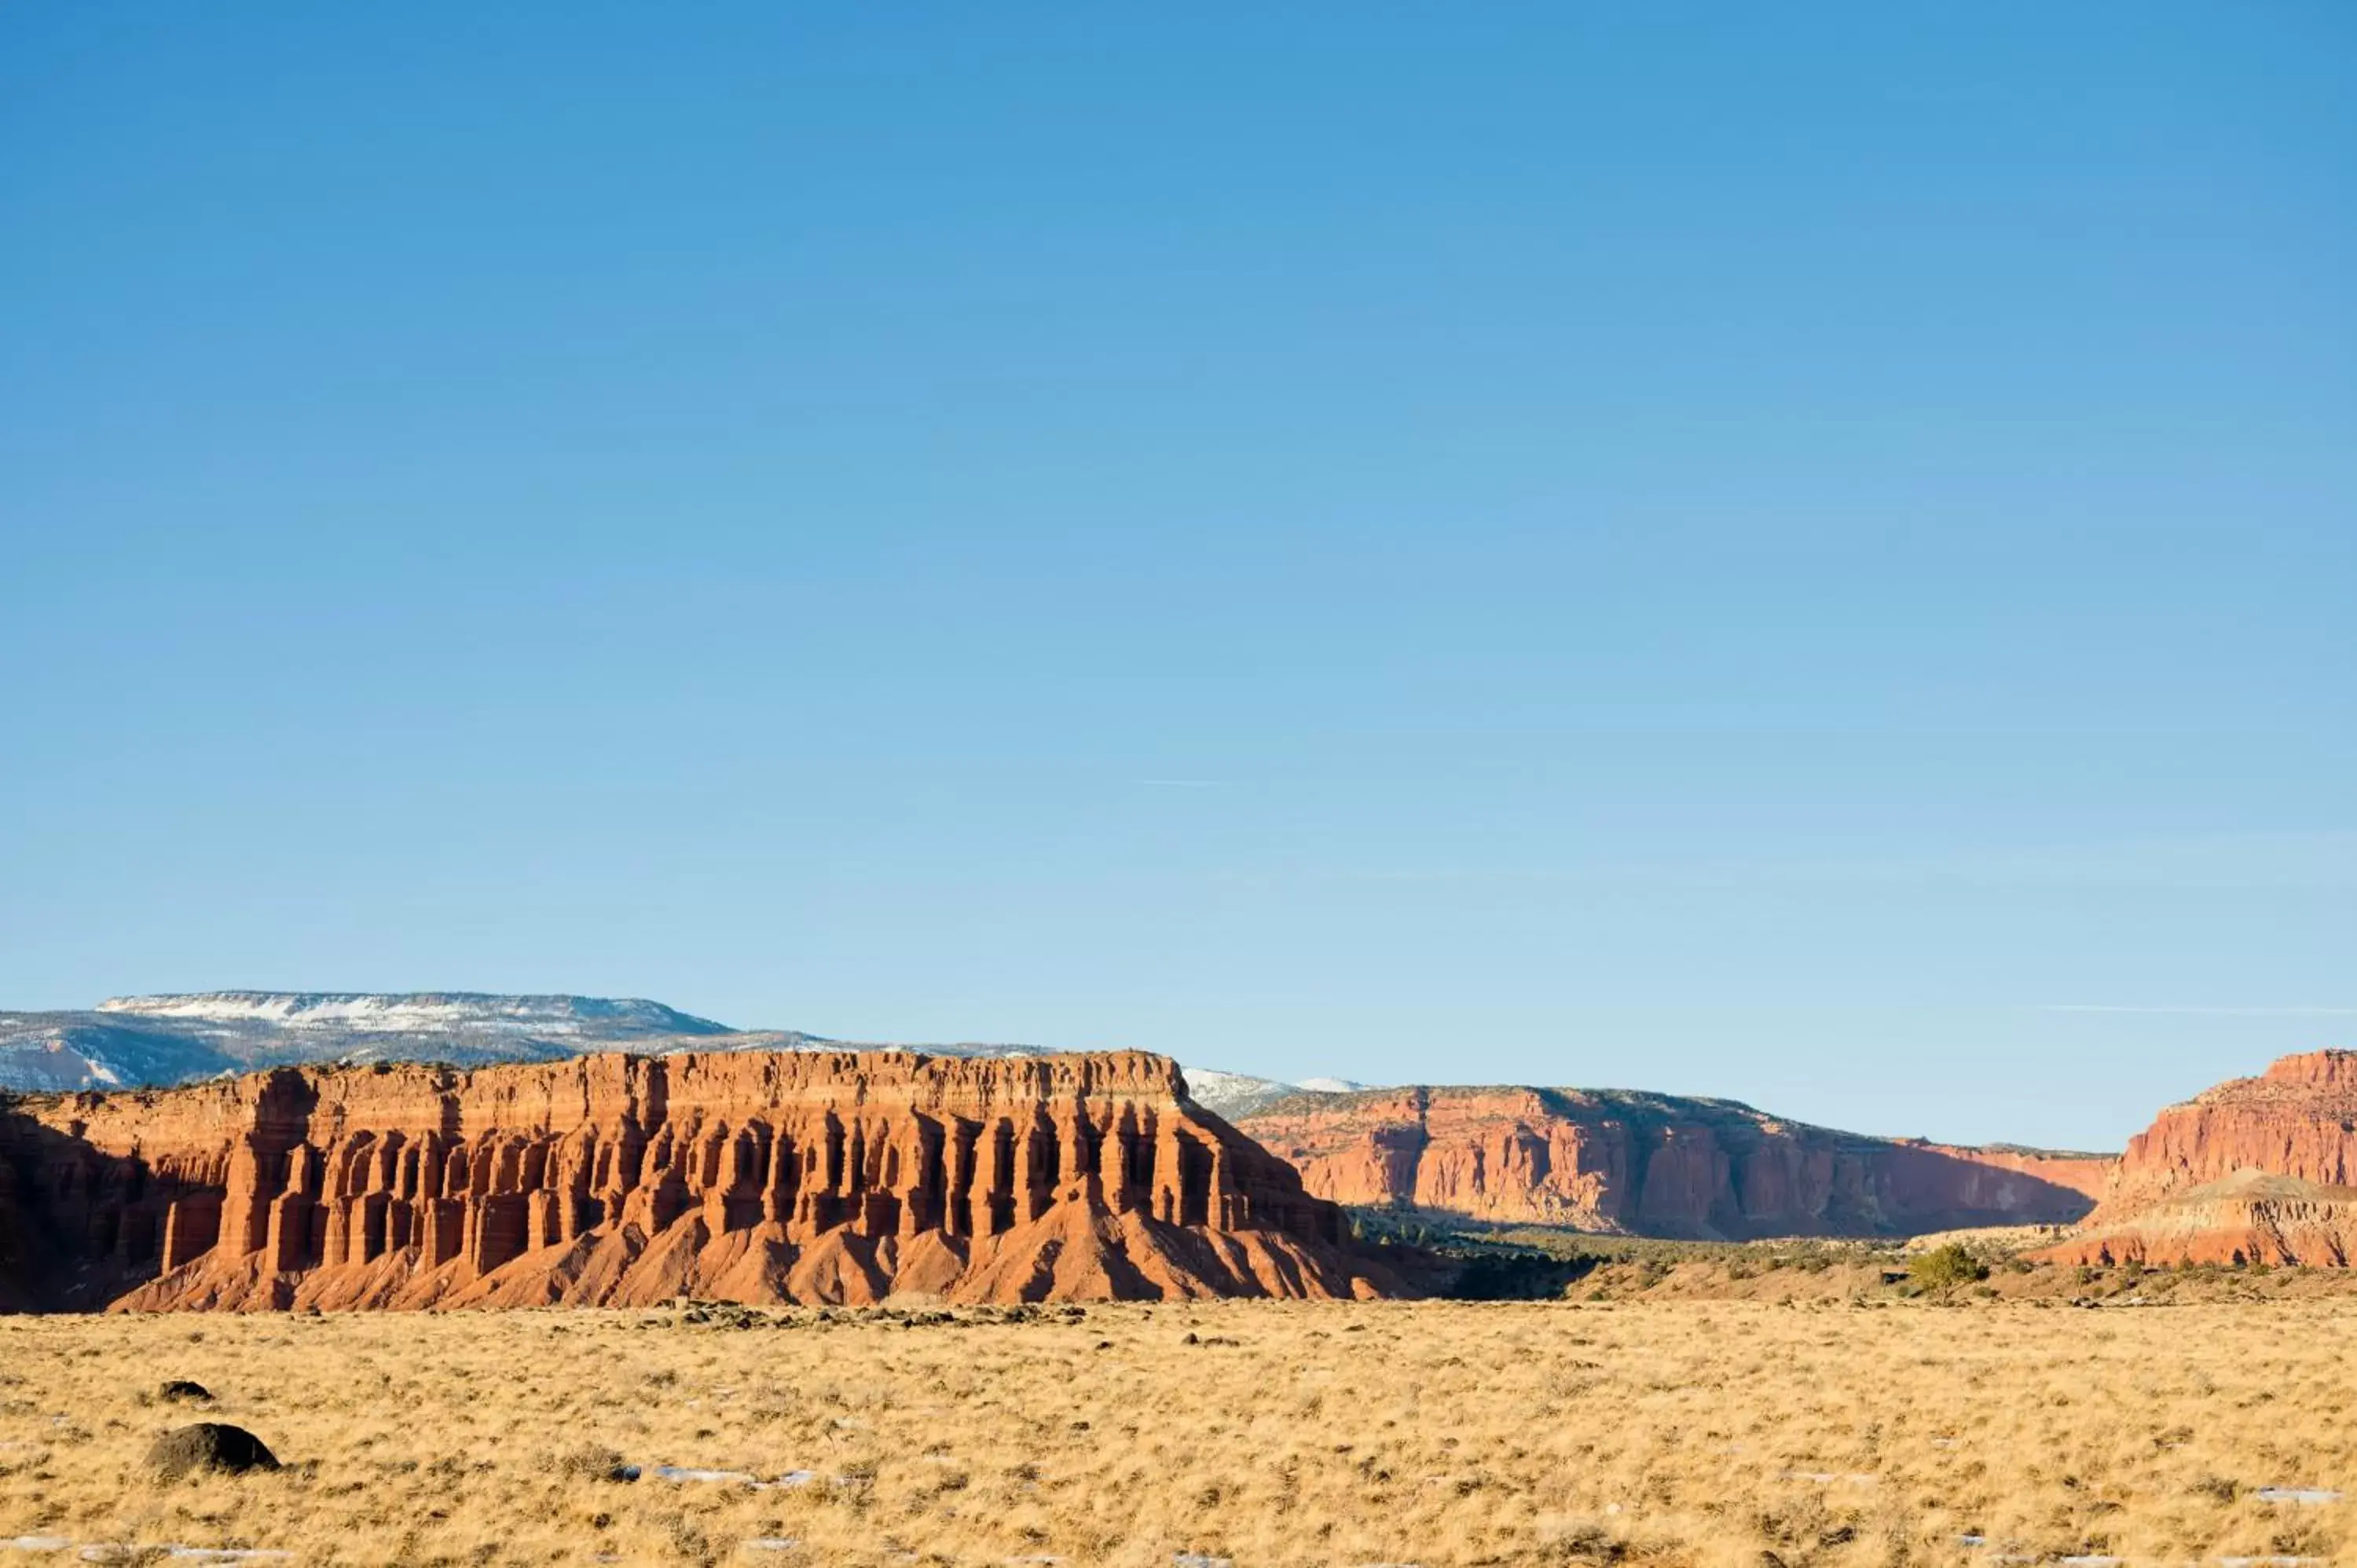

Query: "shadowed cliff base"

xmin=1355 ymin=1209 xmax=2357 ymax=1304
xmin=0 ymin=1050 xmax=1410 ymax=1311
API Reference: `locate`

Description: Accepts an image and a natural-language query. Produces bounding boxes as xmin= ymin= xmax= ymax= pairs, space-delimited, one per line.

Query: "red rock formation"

xmin=2038 ymin=1051 xmax=2357 ymax=1266
xmin=1236 ymin=1087 xmax=2111 ymax=1240
xmin=0 ymin=1051 xmax=1398 ymax=1310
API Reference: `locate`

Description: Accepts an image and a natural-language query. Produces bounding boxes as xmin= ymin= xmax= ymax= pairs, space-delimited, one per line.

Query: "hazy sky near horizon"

xmin=3 ymin=5 xmax=2351 ymax=1149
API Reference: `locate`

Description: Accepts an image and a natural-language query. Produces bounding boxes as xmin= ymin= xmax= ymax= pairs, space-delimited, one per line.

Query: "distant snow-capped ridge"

xmin=1178 ymin=1068 xmax=1372 ymax=1119
xmin=94 ymin=991 xmax=730 ymax=1035
xmin=5 ymin=990 xmax=1346 ymax=1113
xmin=2 ymin=992 xmax=744 ymax=1095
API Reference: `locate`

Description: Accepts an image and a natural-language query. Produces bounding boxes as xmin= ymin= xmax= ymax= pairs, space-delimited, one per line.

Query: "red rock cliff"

xmin=2039 ymin=1050 xmax=2357 ymax=1266
xmin=2091 ymin=1050 xmax=2357 ymax=1214
xmin=1235 ymin=1086 xmax=2111 ymax=1240
xmin=0 ymin=1050 xmax=1399 ymax=1310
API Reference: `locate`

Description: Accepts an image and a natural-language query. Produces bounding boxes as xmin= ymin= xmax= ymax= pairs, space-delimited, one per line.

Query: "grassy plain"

xmin=1 ymin=1291 xmax=2352 ymax=1567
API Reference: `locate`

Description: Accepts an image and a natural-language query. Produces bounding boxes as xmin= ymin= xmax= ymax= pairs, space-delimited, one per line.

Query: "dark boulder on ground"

xmin=158 ymin=1379 xmax=213 ymax=1403
xmin=144 ymin=1423 xmax=280 ymax=1481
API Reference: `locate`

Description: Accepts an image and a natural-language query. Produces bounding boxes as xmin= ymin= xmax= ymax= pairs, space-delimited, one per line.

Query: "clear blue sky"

xmin=3 ymin=5 xmax=2350 ymax=1149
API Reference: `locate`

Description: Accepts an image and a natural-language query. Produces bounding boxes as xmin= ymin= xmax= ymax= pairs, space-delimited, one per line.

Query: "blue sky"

xmin=2 ymin=4 xmax=2350 ymax=1149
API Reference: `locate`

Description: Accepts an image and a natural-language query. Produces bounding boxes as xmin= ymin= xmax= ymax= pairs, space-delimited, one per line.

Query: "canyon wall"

xmin=0 ymin=1050 xmax=1399 ymax=1311
xmin=1235 ymin=1086 xmax=2111 ymax=1240
xmin=2039 ymin=1051 xmax=2357 ymax=1266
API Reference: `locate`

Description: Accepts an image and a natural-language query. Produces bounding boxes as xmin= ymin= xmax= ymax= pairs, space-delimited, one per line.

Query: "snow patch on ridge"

xmin=4 ymin=991 xmax=1314 ymax=1108
xmin=1181 ymin=1068 xmax=1372 ymax=1119
xmin=95 ymin=991 xmax=727 ymax=1036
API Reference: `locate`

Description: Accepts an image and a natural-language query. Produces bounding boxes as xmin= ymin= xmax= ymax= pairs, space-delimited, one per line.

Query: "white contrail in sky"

xmin=2041 ymin=1005 xmax=2357 ymax=1017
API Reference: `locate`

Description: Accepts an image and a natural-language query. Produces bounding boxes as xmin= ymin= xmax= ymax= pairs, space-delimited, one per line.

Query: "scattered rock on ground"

xmin=143 ymin=1423 xmax=280 ymax=1482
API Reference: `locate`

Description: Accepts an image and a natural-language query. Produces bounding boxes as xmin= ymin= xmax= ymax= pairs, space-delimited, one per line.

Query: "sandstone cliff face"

xmin=2039 ymin=1051 xmax=2357 ymax=1266
xmin=0 ymin=1051 xmax=1396 ymax=1311
xmin=1235 ymin=1087 xmax=2111 ymax=1240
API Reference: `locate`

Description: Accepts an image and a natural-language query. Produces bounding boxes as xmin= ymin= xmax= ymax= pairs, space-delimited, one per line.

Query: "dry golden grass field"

xmin=2 ymin=1295 xmax=2352 ymax=1568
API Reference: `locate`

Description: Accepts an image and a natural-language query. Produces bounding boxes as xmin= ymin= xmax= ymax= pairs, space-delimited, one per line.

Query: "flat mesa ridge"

xmin=1233 ymin=1083 xmax=2114 ymax=1240
xmin=0 ymin=1049 xmax=1398 ymax=1310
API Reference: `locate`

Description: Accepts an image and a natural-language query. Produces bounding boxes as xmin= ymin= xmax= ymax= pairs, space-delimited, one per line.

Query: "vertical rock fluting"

xmin=2036 ymin=1051 xmax=2357 ymax=1266
xmin=1236 ymin=1086 xmax=2112 ymax=1239
xmin=0 ymin=1052 xmax=1397 ymax=1310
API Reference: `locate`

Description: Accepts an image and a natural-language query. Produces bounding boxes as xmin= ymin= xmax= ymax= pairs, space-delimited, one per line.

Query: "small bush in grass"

xmin=1908 ymin=1244 xmax=1989 ymax=1291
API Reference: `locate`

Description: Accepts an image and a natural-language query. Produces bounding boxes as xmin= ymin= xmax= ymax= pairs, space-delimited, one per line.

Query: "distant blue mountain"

xmin=0 ymin=991 xmax=735 ymax=1092
xmin=0 ymin=990 xmax=1328 ymax=1119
